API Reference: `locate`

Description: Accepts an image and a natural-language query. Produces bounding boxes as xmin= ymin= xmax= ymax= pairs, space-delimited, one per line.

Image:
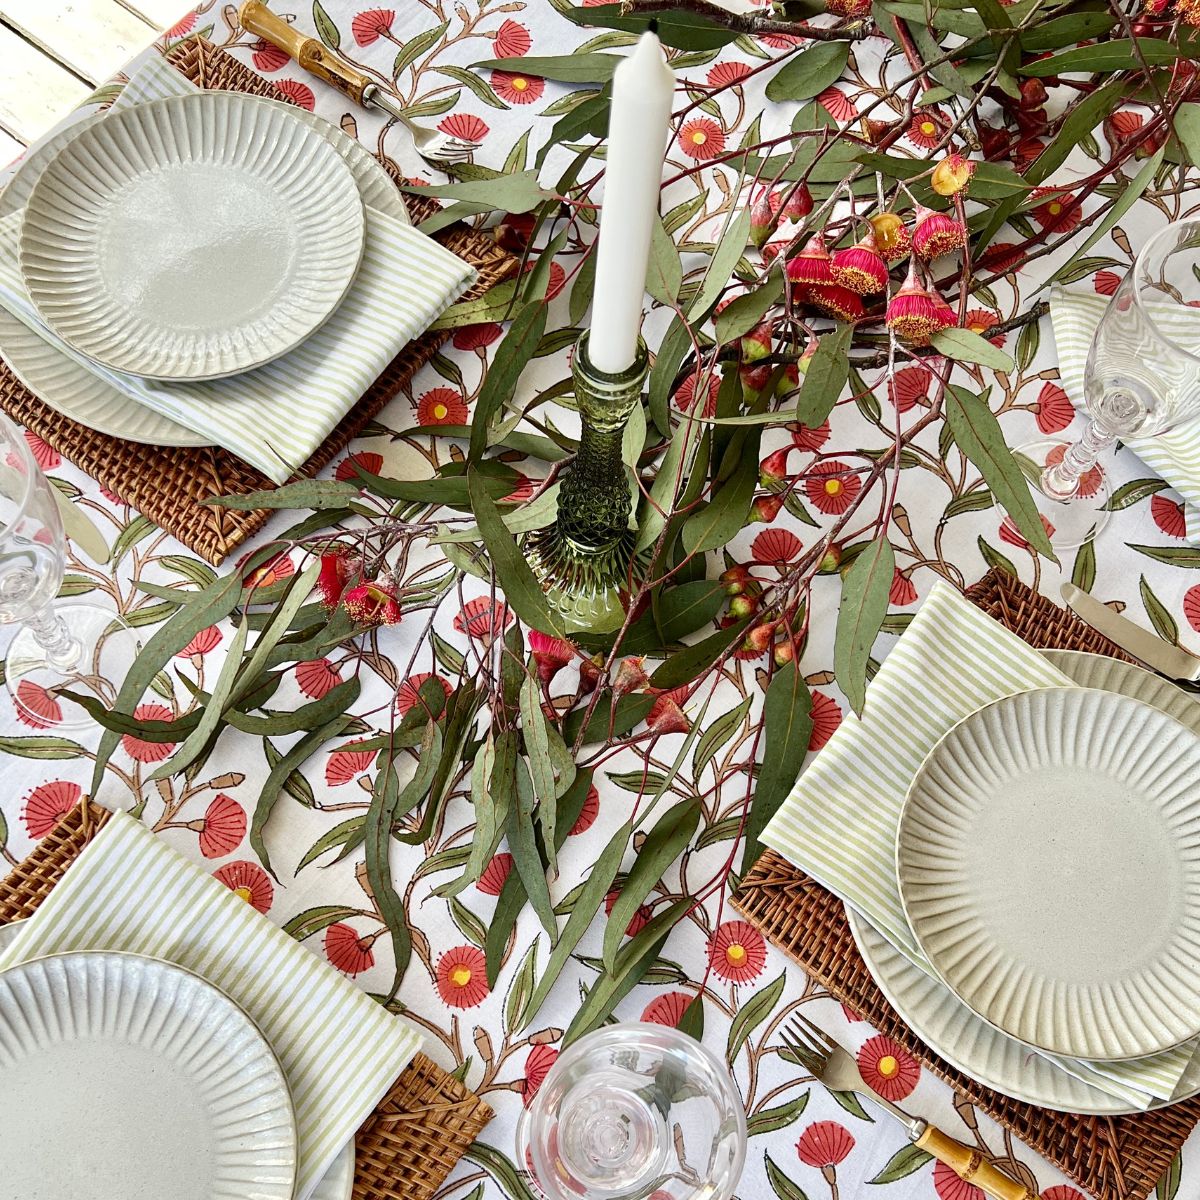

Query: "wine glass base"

xmin=5 ymin=604 xmax=142 ymax=732
xmin=997 ymin=439 xmax=1110 ymax=553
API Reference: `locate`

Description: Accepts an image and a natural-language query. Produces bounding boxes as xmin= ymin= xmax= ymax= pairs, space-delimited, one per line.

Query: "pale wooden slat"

xmin=0 ymin=0 xmax=157 ymax=85
xmin=0 ymin=127 xmax=24 ymax=165
xmin=114 ymin=0 xmax=190 ymax=29
xmin=0 ymin=24 xmax=90 ymax=143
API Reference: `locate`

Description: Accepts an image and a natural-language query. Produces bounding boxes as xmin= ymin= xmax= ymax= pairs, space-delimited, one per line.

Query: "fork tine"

xmin=779 ymin=1021 xmax=827 ymax=1073
xmin=792 ymin=1011 xmax=838 ymax=1056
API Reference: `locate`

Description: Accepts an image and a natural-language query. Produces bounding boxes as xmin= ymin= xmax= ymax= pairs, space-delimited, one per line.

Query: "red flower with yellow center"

xmin=805 ymin=461 xmax=861 ymax=514
xmin=708 ymin=919 xmax=767 ymax=983
xmin=678 ymin=118 xmax=726 ymax=161
xmin=1152 ymin=494 xmax=1187 ymax=539
xmin=240 ymin=550 xmax=295 ymax=591
xmin=856 ymin=1034 xmax=920 ymax=1100
xmin=417 ymin=387 xmax=468 ymax=426
xmin=965 ymin=308 xmax=1004 ymax=346
xmin=570 ymin=783 xmax=600 ymax=834
xmin=707 ymin=61 xmax=751 ymax=88
xmin=213 ymin=860 xmax=274 ymax=914
xmin=395 ymin=672 xmax=453 ymax=716
xmin=907 ymin=114 xmax=942 ymax=148
xmin=999 ymin=512 xmax=1056 ymax=550
xmin=1031 ymin=190 xmax=1082 ymax=232
xmin=491 ymin=70 xmax=545 ymax=105
xmin=477 ymin=852 xmax=514 ymax=896
xmin=436 ymin=945 xmax=489 ymax=1008
xmin=492 ymin=18 xmax=532 ymax=58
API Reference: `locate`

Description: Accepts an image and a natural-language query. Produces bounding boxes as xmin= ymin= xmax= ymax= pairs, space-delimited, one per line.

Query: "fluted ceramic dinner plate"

xmin=0 ymin=951 xmax=297 ymax=1199
xmin=0 ymin=95 xmax=405 ymax=444
xmin=311 ymin=1144 xmax=355 ymax=1200
xmin=20 ymin=92 xmax=366 ymax=380
xmin=897 ymin=685 xmax=1200 ymax=1062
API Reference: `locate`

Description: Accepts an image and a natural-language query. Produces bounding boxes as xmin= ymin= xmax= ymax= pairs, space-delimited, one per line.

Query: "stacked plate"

xmin=849 ymin=650 xmax=1200 ymax=1115
xmin=0 ymin=88 xmax=407 ymax=445
xmin=0 ymin=920 xmax=355 ymax=1199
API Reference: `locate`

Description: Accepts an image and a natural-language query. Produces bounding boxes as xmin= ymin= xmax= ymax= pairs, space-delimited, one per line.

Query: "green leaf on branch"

xmin=682 ymin=427 xmax=761 ymax=555
xmin=399 ymin=170 xmax=551 ymax=212
xmin=312 ymin=0 xmax=340 ymax=48
xmin=0 ymin=735 xmax=89 ymax=759
xmin=392 ymin=22 xmax=448 ymax=76
xmin=470 ymin=301 xmax=549 ymax=462
xmin=1019 ymin=38 xmax=1180 ymax=76
xmin=508 ymin=758 xmax=558 ymax=939
xmin=741 ymin=661 xmax=813 ymax=875
xmin=930 ymin=327 xmax=1016 ymax=372
xmin=560 ymin=4 xmax=738 ymax=50
xmin=471 ymin=53 xmax=620 ymax=83
xmin=795 ymin=323 xmax=853 ymax=427
xmin=689 ymin=209 xmax=753 ymax=321
xmin=714 ymin=269 xmax=785 ymax=344
xmin=207 ymin=480 xmax=359 ymax=510
xmin=649 ymin=619 xmax=749 ymax=689
xmin=945 ymin=384 xmax=1054 ymax=560
xmin=646 ymin=214 xmax=683 ymax=307
xmin=766 ymin=1153 xmax=812 ymax=1200
xmin=765 ymin=41 xmax=850 ymax=103
xmin=834 ymin=535 xmax=894 ymax=717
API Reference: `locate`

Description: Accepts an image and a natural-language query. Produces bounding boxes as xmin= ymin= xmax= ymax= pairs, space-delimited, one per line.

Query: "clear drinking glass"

xmin=0 ymin=413 xmax=138 ymax=728
xmin=1006 ymin=221 xmax=1200 ymax=551
xmin=516 ymin=1023 xmax=746 ymax=1200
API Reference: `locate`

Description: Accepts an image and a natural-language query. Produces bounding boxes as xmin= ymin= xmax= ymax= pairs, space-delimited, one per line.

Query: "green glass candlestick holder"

xmin=525 ymin=331 xmax=649 ymax=635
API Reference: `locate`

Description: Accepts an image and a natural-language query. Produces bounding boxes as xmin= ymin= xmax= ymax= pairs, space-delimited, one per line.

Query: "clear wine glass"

xmin=0 ymin=412 xmax=139 ymax=729
xmin=1006 ymin=220 xmax=1200 ymax=551
xmin=516 ymin=1023 xmax=746 ymax=1200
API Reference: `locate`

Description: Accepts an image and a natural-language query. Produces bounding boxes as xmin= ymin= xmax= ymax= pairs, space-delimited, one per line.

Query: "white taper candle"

xmin=588 ymin=30 xmax=674 ymax=375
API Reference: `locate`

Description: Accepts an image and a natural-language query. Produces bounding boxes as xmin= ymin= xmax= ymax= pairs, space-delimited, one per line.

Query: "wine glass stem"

xmin=1040 ymin=418 xmax=1115 ymax=501
xmin=26 ymin=607 xmax=83 ymax=672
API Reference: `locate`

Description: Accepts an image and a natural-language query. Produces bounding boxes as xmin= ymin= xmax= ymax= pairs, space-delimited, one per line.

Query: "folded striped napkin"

xmin=762 ymin=581 xmax=1196 ymax=1107
xmin=0 ymin=811 xmax=422 ymax=1200
xmin=0 ymin=60 xmax=474 ymax=483
xmin=1051 ymin=286 xmax=1200 ymax=542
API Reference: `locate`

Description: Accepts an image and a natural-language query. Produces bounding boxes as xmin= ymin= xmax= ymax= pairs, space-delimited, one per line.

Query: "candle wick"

xmin=647 ymin=16 xmax=659 ymax=32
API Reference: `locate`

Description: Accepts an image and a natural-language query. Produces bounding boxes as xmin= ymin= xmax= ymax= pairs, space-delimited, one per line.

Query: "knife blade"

xmin=1061 ymin=582 xmax=1200 ymax=680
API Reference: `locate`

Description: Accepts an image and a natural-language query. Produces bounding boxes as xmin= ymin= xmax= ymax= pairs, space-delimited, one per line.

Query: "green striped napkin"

xmin=0 ymin=811 xmax=422 ymax=1200
xmin=762 ymin=581 xmax=1196 ymax=1106
xmin=0 ymin=60 xmax=474 ymax=483
xmin=1051 ymin=286 xmax=1200 ymax=542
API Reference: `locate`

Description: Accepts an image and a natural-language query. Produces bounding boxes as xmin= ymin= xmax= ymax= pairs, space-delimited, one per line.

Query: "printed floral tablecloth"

xmin=0 ymin=3 xmax=1196 ymax=1199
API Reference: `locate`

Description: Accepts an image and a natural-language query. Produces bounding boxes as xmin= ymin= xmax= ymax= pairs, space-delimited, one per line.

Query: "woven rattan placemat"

xmin=734 ymin=569 xmax=1198 ymax=1200
xmin=0 ymin=36 xmax=516 ymax=566
xmin=0 ymin=800 xmax=494 ymax=1200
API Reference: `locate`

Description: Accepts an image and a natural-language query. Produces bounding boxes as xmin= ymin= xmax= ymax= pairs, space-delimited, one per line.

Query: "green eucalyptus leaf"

xmin=283 ymin=904 xmax=361 ymax=941
xmin=795 ymin=323 xmax=853 ymax=427
xmin=312 ymin=0 xmax=340 ymax=48
xmin=765 ymin=41 xmax=849 ymax=102
xmin=834 ymin=535 xmax=894 ymax=718
xmin=508 ymin=757 xmax=558 ymax=938
xmin=1019 ymin=38 xmax=1179 ymax=76
xmin=560 ymin=3 xmax=737 ymax=49
xmin=714 ymin=269 xmax=785 ymax=344
xmin=470 ymin=301 xmax=549 ymax=462
xmin=766 ymin=1153 xmax=812 ymax=1200
xmin=689 ymin=210 xmax=753 ymax=321
xmin=0 ymin=735 xmax=89 ymax=759
xmin=647 ymin=214 xmax=683 ymax=308
xmin=930 ymin=327 xmax=1016 ymax=372
xmin=471 ymin=53 xmax=619 ymax=82
xmin=207 ymin=480 xmax=360 ymax=510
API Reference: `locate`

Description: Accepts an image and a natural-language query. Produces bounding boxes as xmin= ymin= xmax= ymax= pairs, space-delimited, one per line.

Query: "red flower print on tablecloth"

xmin=22 ymin=780 xmax=79 ymax=838
xmin=1094 ymin=269 xmax=1121 ymax=295
xmin=455 ymin=596 xmax=513 ymax=640
xmin=198 ymin=793 xmax=246 ymax=859
xmin=122 ymin=703 xmax=175 ymax=762
xmin=240 ymin=550 xmax=294 ymax=590
xmin=708 ymin=919 xmax=767 ymax=983
xmin=890 ymin=569 xmax=917 ymax=606
xmin=906 ymin=114 xmax=942 ymax=148
xmin=452 ymin=323 xmax=502 ymax=351
xmin=325 ymin=742 xmax=377 ymax=786
xmin=437 ymin=945 xmax=489 ymax=1007
xmin=274 ymin=80 xmax=316 ymax=111
xmin=478 ymin=852 xmax=514 ymax=896
xmin=492 ymin=18 xmax=532 ymax=57
xmin=796 ymin=1120 xmax=855 ymax=1168
xmin=24 ymin=431 xmax=58 ymax=470
xmin=491 ymin=70 xmax=544 ymax=105
xmin=335 ymin=451 xmax=383 ymax=482
xmin=1000 ymin=512 xmax=1056 ymax=550
xmin=252 ymin=39 xmax=290 ymax=72
xmin=790 ymin=419 xmax=830 ymax=452
xmin=164 ymin=11 xmax=196 ymax=38
xmin=417 ymin=387 xmax=468 ymax=426
xmin=980 ymin=242 xmax=1024 ymax=273
xmin=570 ymin=782 xmax=600 ymax=834
xmin=965 ymin=309 xmax=1004 ymax=347
xmin=396 ymin=672 xmax=453 ymax=716
xmin=1034 ymin=382 xmax=1074 ymax=434
xmin=1042 ymin=1187 xmax=1086 ymax=1200
xmin=857 ymin=1035 xmax=920 ymax=1100
xmin=1031 ymin=190 xmax=1082 ymax=233
xmin=439 ymin=113 xmax=489 ymax=143
xmin=352 ymin=8 xmax=394 ymax=46
xmin=1106 ymin=109 xmax=1145 ymax=146
xmin=808 ymin=692 xmax=842 ymax=752
xmin=890 ymin=366 xmax=931 ymax=413
xmin=678 ymin=118 xmax=725 ymax=161
xmin=760 ymin=30 xmax=801 ymax=47
xmin=605 ymin=890 xmax=651 ymax=936
xmin=674 ymin=370 xmax=720 ymax=416
xmin=15 ymin=680 xmax=61 ymax=729
xmin=177 ymin=625 xmax=221 ymax=659
xmin=1152 ymin=494 xmax=1187 ymax=538
xmin=641 ymin=991 xmax=692 ymax=1026
xmin=817 ymin=86 xmax=856 ymax=122
xmin=296 ymin=658 xmax=343 ymax=699
xmin=325 ymin=923 xmax=376 ymax=975
xmin=752 ymin=527 xmax=802 ymax=565
xmin=214 ymin=860 xmax=274 ymax=914
xmin=707 ymin=61 xmax=750 ymax=88
xmin=1044 ymin=443 xmax=1101 ymax=496
xmin=524 ymin=1044 xmax=558 ymax=1106
xmin=503 ymin=473 xmax=536 ymax=504
xmin=805 ymin=461 xmax=861 ymax=514
xmin=1184 ymin=584 xmax=1200 ymax=632
xmin=934 ymin=1159 xmax=984 ymax=1200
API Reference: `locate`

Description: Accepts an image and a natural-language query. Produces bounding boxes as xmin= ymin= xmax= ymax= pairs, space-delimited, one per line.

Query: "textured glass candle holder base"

xmin=526 ymin=332 xmax=649 ymax=636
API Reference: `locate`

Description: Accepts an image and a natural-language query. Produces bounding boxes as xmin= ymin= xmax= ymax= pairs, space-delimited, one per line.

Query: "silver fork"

xmin=781 ymin=1016 xmax=1038 ymax=1200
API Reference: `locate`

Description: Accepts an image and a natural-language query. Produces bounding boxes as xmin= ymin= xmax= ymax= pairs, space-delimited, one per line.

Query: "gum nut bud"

xmin=818 ymin=544 xmax=843 ymax=573
xmin=862 ymin=117 xmax=894 ymax=144
xmin=760 ymin=446 xmax=793 ymax=485
xmin=1020 ymin=78 xmax=1048 ymax=108
xmin=633 ymin=831 xmax=647 ymax=851
xmin=729 ymin=594 xmax=759 ymax=620
xmin=761 ymin=234 xmax=790 ymax=265
xmin=977 ymin=123 xmax=1009 ymax=159
xmin=613 ymin=655 xmax=649 ymax=697
xmin=751 ymin=495 xmax=783 ymax=523
xmin=780 ymin=183 xmax=813 ymax=223
xmin=930 ymin=152 xmax=976 ymax=197
xmin=773 ymin=640 xmax=795 ymax=666
xmin=740 ymin=362 xmax=774 ymax=394
xmin=745 ymin=622 xmax=775 ymax=652
xmin=578 ymin=654 xmax=603 ymax=695
xmin=869 ymin=212 xmax=910 ymax=262
xmin=774 ymin=362 xmax=801 ymax=396
xmin=720 ymin=565 xmax=754 ymax=595
xmin=750 ymin=190 xmax=775 ymax=247
xmin=741 ymin=322 xmax=772 ymax=362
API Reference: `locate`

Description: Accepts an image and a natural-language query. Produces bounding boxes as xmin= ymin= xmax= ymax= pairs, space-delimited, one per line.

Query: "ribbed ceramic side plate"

xmin=20 ymin=92 xmax=365 ymax=380
xmin=0 ymin=96 xmax=404 ymax=444
xmin=0 ymin=951 xmax=297 ymax=1199
xmin=897 ymin=685 xmax=1200 ymax=1061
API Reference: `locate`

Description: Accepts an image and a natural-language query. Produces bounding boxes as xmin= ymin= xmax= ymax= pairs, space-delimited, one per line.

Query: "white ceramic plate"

xmin=0 ymin=950 xmax=297 ymax=1199
xmin=312 ymin=1144 xmax=355 ymax=1200
xmin=897 ymin=685 xmax=1200 ymax=1062
xmin=20 ymin=92 xmax=366 ymax=381
xmin=0 ymin=96 xmax=405 ymax=445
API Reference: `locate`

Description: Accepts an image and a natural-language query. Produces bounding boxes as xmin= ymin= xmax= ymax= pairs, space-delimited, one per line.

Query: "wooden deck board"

xmin=0 ymin=22 xmax=92 ymax=144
